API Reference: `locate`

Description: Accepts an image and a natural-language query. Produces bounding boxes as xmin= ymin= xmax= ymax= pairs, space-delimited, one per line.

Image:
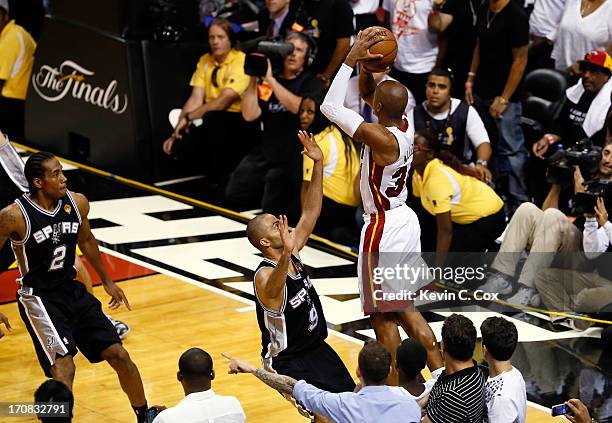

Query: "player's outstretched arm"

xmin=256 ymin=215 xmax=294 ymax=305
xmin=73 ymin=192 xmax=131 ymax=311
xmin=223 ymin=353 xmax=298 ymax=396
xmin=293 ymin=130 xmax=323 ymax=252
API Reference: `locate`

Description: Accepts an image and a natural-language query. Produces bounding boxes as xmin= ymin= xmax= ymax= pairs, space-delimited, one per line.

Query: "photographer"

xmin=532 ymin=51 xmax=612 ymax=159
xmin=225 ymin=32 xmax=323 ymax=222
xmin=162 ymin=19 xmax=251 ymax=178
xmin=481 ymin=140 xmax=612 ymax=308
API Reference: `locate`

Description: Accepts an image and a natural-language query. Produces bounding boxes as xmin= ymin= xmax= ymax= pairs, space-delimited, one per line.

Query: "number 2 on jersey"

xmin=48 ymin=245 xmax=67 ymax=271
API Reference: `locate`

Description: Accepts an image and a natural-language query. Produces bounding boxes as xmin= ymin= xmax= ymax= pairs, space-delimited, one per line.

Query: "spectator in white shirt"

xmin=481 ymin=317 xmax=527 ymax=423
xmin=153 ymin=348 xmax=246 ymax=423
xmin=528 ymin=0 xmax=565 ymax=69
xmin=383 ymin=0 xmax=439 ymax=103
xmin=550 ymin=0 xmax=612 ymax=76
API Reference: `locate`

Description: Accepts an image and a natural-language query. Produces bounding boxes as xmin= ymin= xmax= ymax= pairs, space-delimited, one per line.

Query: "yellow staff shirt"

xmin=412 ymin=158 xmax=503 ymax=224
xmin=189 ymin=49 xmax=250 ymax=113
xmin=303 ymin=126 xmax=360 ymax=207
xmin=0 ymin=20 xmax=36 ymax=100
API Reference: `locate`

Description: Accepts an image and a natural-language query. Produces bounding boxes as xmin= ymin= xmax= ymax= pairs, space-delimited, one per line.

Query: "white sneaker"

xmin=506 ymin=285 xmax=539 ymax=307
xmin=106 ymin=314 xmax=130 ymax=340
xmin=478 ymin=271 xmax=514 ymax=296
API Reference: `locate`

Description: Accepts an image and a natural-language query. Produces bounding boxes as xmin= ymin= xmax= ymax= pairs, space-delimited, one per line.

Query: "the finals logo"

xmin=31 ymin=60 xmax=129 ymax=115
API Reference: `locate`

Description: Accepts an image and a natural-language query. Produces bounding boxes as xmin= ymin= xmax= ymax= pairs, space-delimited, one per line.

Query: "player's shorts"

xmin=17 ymin=280 xmax=121 ymax=377
xmin=358 ymin=204 xmax=432 ymax=314
xmin=267 ymin=342 xmax=356 ymax=393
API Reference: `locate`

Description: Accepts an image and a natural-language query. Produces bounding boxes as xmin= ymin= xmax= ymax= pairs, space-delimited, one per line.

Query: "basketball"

xmin=362 ymin=27 xmax=398 ymax=73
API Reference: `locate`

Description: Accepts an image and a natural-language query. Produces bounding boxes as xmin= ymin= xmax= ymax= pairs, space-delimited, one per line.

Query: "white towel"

xmin=565 ymin=77 xmax=612 ymax=138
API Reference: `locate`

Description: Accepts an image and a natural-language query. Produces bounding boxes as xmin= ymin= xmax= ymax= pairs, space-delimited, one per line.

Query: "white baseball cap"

xmin=0 ymin=0 xmax=8 ymax=13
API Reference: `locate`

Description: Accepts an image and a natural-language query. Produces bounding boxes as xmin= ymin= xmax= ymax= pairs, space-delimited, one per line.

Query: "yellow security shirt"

xmin=412 ymin=158 xmax=503 ymax=224
xmin=189 ymin=49 xmax=249 ymax=113
xmin=303 ymin=125 xmax=360 ymax=207
xmin=0 ymin=20 xmax=36 ymax=100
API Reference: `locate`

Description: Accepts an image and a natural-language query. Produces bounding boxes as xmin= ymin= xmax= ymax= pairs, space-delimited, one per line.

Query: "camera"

xmin=243 ymin=39 xmax=295 ymax=77
xmin=574 ymin=179 xmax=612 ymax=214
xmin=546 ymin=139 xmax=602 ymax=186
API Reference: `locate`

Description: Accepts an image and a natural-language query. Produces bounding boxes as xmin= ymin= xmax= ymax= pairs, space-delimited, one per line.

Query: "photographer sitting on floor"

xmin=480 ymin=134 xmax=612 ymax=308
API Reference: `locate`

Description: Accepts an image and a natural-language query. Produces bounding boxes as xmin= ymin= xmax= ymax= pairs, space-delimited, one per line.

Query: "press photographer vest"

xmin=413 ymin=100 xmax=472 ymax=161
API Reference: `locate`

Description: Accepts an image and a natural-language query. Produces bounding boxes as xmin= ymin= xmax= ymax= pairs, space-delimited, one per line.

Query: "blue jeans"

xmin=475 ymin=96 xmax=529 ymax=204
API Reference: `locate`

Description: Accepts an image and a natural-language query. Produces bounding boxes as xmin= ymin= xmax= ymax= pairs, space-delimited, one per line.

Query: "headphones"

xmin=285 ymin=31 xmax=317 ymax=67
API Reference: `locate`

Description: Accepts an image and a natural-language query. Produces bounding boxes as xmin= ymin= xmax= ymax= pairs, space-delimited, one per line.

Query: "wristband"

xmin=476 ymin=159 xmax=488 ymax=167
xmin=468 ymin=72 xmax=476 ymax=77
xmin=465 ymin=81 xmax=473 ymax=89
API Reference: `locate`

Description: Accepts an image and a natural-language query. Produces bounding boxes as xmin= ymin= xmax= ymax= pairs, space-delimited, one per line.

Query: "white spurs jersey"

xmin=360 ymin=124 xmax=414 ymax=215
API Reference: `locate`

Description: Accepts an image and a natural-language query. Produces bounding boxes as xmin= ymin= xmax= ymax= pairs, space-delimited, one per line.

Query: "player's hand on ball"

xmin=103 ymin=281 xmax=132 ymax=311
xmin=298 ymin=130 xmax=323 ymax=162
xmin=222 ymin=353 xmax=257 ymax=374
xmin=346 ymin=27 xmax=385 ymax=66
xmin=0 ymin=312 xmax=13 ymax=339
xmin=278 ymin=215 xmax=295 ymax=254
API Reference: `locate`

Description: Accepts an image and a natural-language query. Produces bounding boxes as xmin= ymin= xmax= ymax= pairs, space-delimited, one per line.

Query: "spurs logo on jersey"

xmin=254 ymin=255 xmax=327 ymax=363
xmin=360 ymin=125 xmax=414 ymax=215
xmin=11 ymin=192 xmax=81 ymax=289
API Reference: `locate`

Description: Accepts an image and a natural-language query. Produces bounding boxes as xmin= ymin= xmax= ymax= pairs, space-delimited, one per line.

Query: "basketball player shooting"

xmin=321 ymin=27 xmax=443 ymax=380
xmin=0 ymin=152 xmax=156 ymax=422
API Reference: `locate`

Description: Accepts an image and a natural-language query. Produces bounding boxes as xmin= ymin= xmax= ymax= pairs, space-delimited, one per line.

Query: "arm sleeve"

xmin=293 ymin=380 xmax=344 ymax=420
xmin=321 ymin=64 xmax=365 ymax=138
xmin=0 ymin=134 xmax=28 ymax=192
xmin=583 ymin=217 xmax=609 ymax=259
xmin=466 ymin=106 xmax=490 ymax=149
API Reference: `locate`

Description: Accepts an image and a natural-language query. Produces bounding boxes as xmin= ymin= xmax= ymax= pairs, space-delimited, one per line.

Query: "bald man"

xmin=321 ymin=28 xmax=443 ymax=383
xmin=246 ymin=130 xmax=355 ymax=420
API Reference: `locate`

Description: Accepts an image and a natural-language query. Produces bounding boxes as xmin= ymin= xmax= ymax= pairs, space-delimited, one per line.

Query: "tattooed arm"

xmin=223 ymin=353 xmax=297 ymax=395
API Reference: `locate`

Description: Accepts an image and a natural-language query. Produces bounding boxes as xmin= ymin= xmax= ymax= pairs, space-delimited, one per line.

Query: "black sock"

xmin=133 ymin=403 xmax=148 ymax=423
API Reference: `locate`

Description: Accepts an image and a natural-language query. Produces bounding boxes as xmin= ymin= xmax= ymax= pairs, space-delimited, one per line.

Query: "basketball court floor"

xmin=0 ymin=143 xmax=609 ymax=422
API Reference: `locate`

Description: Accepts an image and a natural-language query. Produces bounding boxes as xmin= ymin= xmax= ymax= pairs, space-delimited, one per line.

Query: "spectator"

xmin=532 ymin=50 xmax=612 ymax=158
xmin=153 ymin=348 xmax=246 ymax=423
xmin=224 ymin=340 xmax=422 ymax=423
xmin=564 ymin=398 xmax=599 ymax=423
xmin=396 ymin=339 xmax=443 ymax=401
xmin=424 ymin=314 xmax=487 ymax=423
xmin=411 ymin=67 xmax=493 ymax=182
xmin=528 ymin=0 xmax=565 ymax=70
xmin=286 ymin=0 xmax=354 ymax=85
xmin=299 ymin=95 xmax=361 ymax=244
xmin=411 ymin=130 xmax=505 ymax=254
xmin=348 ymin=67 xmax=415 ymax=122
xmin=34 ymin=380 xmax=73 ymax=423
xmin=550 ymin=0 xmax=612 ymax=77
xmin=225 ymin=32 xmax=323 ymax=222
xmin=351 ymin=0 xmax=380 ymax=31
xmin=480 ymin=140 xmax=612 ymax=306
xmin=384 ymin=0 xmax=439 ymax=103
xmin=427 ymin=0 xmax=483 ymax=98
xmin=258 ymin=0 xmax=291 ymax=38
xmin=162 ymin=19 xmax=251 ymax=180
xmin=534 ymin=196 xmax=612 ymax=330
xmin=0 ymin=0 xmax=36 ymax=140
xmin=480 ymin=317 xmax=527 ymax=423
xmin=465 ymin=0 xmax=529 ymax=211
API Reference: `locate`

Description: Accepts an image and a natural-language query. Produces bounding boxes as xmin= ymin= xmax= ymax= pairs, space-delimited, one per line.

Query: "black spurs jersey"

xmin=254 ymin=255 xmax=327 ymax=364
xmin=11 ymin=192 xmax=81 ymax=289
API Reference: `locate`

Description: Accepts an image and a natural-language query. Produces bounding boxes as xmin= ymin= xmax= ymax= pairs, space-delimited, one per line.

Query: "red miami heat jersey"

xmin=360 ymin=125 xmax=414 ymax=215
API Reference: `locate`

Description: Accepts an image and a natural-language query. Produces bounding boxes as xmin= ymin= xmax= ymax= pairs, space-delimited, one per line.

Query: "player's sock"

xmin=133 ymin=403 xmax=148 ymax=423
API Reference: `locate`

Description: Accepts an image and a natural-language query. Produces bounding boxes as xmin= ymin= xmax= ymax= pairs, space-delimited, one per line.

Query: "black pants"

xmin=450 ymin=208 xmax=505 ymax=252
xmin=225 ymin=147 xmax=301 ymax=224
xmin=390 ymin=67 xmax=429 ymax=104
xmin=0 ymin=97 xmax=25 ymax=140
xmin=170 ymin=111 xmax=252 ymax=179
xmin=315 ymin=197 xmax=359 ymax=246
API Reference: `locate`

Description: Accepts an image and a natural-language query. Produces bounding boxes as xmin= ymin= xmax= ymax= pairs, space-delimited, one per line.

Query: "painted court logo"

xmin=32 ymin=60 xmax=129 ymax=114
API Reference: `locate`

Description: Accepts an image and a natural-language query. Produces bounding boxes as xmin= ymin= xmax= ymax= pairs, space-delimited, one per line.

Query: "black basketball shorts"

xmin=17 ymin=280 xmax=121 ymax=377
xmin=269 ymin=341 xmax=356 ymax=393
